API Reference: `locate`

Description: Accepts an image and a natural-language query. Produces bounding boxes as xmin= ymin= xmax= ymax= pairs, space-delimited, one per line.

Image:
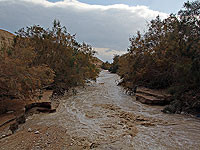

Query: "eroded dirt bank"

xmin=1 ymin=70 xmax=200 ymax=150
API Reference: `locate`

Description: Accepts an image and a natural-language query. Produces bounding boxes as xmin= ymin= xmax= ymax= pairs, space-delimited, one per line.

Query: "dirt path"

xmin=1 ymin=70 xmax=200 ymax=150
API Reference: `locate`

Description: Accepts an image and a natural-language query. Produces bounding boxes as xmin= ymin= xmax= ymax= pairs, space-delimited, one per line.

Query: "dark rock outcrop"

xmin=135 ymin=87 xmax=172 ymax=105
xmin=25 ymin=102 xmax=51 ymax=112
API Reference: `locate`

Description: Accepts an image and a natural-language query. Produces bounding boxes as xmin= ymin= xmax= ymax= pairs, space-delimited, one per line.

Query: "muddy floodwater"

xmin=42 ymin=70 xmax=200 ymax=149
xmin=4 ymin=70 xmax=200 ymax=150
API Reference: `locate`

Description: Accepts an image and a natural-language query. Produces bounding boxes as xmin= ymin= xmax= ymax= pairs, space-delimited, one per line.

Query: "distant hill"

xmin=0 ymin=29 xmax=15 ymax=49
xmin=93 ymin=57 xmax=103 ymax=69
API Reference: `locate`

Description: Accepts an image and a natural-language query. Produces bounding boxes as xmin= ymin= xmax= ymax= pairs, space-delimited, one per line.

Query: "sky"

xmin=0 ymin=0 xmax=188 ymax=62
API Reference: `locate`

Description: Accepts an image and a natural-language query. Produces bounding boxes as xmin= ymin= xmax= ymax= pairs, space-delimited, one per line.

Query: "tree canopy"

xmin=0 ymin=20 xmax=99 ymax=100
xmin=112 ymin=1 xmax=200 ymax=113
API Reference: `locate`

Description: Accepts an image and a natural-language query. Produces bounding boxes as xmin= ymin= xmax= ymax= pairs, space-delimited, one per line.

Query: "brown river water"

xmin=18 ymin=70 xmax=200 ymax=149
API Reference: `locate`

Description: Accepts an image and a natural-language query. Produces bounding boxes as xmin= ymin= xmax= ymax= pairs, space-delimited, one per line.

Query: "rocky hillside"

xmin=93 ymin=57 xmax=103 ymax=69
xmin=0 ymin=29 xmax=15 ymax=49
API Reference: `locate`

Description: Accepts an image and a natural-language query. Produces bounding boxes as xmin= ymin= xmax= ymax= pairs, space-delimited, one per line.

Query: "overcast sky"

xmin=0 ymin=0 xmax=188 ymax=62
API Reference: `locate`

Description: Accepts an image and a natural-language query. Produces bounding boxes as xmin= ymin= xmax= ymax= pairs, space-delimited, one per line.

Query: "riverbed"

xmin=1 ymin=70 xmax=200 ymax=150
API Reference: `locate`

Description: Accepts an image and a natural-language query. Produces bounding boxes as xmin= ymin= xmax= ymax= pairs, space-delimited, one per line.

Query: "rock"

xmin=28 ymin=128 xmax=32 ymax=132
xmin=46 ymin=141 xmax=51 ymax=144
xmin=90 ymin=143 xmax=99 ymax=149
xmin=136 ymin=93 xmax=168 ymax=105
xmin=35 ymin=146 xmax=40 ymax=149
xmin=2 ymin=135 xmax=6 ymax=138
xmin=36 ymin=108 xmax=56 ymax=113
xmin=35 ymin=143 xmax=40 ymax=146
xmin=50 ymin=109 xmax=56 ymax=113
xmin=6 ymin=111 xmax=14 ymax=114
xmin=34 ymin=131 xmax=40 ymax=134
xmin=0 ymin=115 xmax=16 ymax=128
xmin=135 ymin=87 xmax=172 ymax=106
xmin=25 ymin=102 xmax=51 ymax=112
xmin=180 ymin=112 xmax=185 ymax=115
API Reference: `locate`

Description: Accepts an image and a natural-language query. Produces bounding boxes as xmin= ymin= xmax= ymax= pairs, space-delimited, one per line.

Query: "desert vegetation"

xmin=0 ymin=20 xmax=99 ymax=102
xmin=101 ymin=61 xmax=111 ymax=70
xmin=110 ymin=1 xmax=200 ymax=114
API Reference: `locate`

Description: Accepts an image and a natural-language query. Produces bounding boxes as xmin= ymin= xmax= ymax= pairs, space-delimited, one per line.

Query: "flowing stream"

xmin=37 ymin=70 xmax=200 ymax=149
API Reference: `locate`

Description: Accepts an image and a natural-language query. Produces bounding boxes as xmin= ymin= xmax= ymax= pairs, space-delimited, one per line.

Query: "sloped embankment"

xmin=0 ymin=90 xmax=57 ymax=139
xmin=0 ymin=29 xmax=14 ymax=48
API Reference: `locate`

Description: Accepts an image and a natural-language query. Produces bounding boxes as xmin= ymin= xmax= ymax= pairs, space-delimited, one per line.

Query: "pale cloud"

xmin=0 ymin=0 xmax=168 ymax=61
